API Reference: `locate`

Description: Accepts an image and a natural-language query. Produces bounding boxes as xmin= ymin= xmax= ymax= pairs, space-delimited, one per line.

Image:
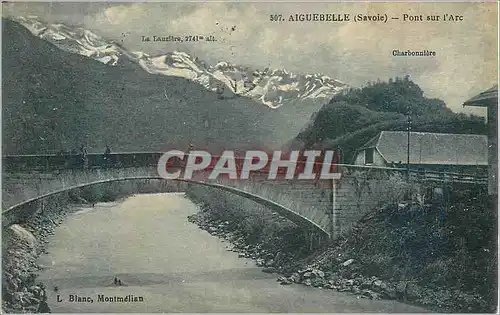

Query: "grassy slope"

xmin=312 ymin=186 xmax=497 ymax=312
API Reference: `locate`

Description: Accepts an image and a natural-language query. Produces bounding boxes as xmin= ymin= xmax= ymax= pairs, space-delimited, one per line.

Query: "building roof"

xmin=359 ymin=131 xmax=488 ymax=166
xmin=463 ymin=85 xmax=498 ymax=107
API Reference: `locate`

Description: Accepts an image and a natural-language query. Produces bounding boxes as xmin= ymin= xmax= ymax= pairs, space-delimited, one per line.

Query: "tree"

xmin=297 ymin=77 xmax=486 ymax=161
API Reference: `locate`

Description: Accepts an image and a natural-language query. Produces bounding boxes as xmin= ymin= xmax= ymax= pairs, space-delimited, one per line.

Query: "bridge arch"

xmin=2 ymin=176 xmax=329 ymax=238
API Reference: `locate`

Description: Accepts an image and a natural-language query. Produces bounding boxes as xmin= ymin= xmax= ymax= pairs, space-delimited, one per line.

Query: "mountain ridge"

xmin=2 ymin=18 xmax=293 ymax=154
xmin=12 ymin=15 xmax=347 ymax=109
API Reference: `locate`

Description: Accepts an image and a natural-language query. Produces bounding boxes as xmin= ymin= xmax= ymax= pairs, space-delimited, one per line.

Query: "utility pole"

xmin=406 ymin=107 xmax=412 ymax=180
xmin=406 ymin=106 xmax=413 ymax=202
xmin=330 ymin=178 xmax=337 ymax=242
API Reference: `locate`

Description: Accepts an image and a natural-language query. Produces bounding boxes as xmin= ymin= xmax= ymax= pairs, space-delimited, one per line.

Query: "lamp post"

xmin=406 ymin=109 xmax=412 ymax=180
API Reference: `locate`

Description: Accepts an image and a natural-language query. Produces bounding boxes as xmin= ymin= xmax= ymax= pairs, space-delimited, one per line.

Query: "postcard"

xmin=1 ymin=1 xmax=498 ymax=313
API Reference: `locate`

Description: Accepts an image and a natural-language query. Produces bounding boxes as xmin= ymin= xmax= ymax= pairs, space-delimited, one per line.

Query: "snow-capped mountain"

xmin=15 ymin=16 xmax=124 ymax=66
xmin=13 ymin=16 xmax=347 ymax=108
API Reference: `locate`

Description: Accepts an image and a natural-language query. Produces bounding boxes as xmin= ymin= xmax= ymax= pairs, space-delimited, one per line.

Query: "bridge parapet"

xmin=2 ymin=167 xmax=160 ymax=210
xmin=2 ymin=156 xmax=488 ymax=240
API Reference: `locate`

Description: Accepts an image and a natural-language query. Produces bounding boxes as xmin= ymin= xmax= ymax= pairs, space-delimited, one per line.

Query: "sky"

xmin=3 ymin=2 xmax=498 ymax=116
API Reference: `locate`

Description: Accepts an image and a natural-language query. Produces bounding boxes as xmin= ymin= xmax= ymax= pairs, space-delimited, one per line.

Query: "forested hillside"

xmin=296 ymin=76 xmax=487 ymax=162
xmin=1 ymin=19 xmax=286 ymax=155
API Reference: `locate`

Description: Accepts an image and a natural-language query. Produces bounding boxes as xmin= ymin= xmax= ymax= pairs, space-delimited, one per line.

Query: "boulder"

xmin=381 ymin=284 xmax=398 ymax=299
xmin=372 ymin=279 xmax=384 ymax=289
xmin=298 ymin=267 xmax=313 ymax=274
xmin=395 ymin=281 xmax=408 ymax=299
xmin=278 ymin=276 xmax=292 ymax=285
xmin=274 ymin=252 xmax=284 ymax=263
xmin=277 ymin=276 xmax=287 ymax=282
xmin=288 ymin=273 xmax=300 ymax=283
xmin=6 ymin=225 xmax=36 ymax=251
xmin=341 ymin=259 xmax=354 ymax=267
xmin=265 ymin=253 xmax=275 ymax=259
xmin=361 ymin=289 xmax=380 ymax=300
xmin=360 ymin=278 xmax=373 ymax=289
xmin=313 ymin=269 xmax=325 ymax=278
xmin=406 ymin=283 xmax=422 ymax=301
xmin=311 ymin=278 xmax=325 ymax=287
xmin=265 ymin=259 xmax=275 ymax=267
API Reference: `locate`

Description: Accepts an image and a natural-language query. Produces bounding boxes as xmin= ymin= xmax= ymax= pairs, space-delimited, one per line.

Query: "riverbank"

xmin=2 ymin=180 xmax=178 ymax=313
xmin=2 ymin=195 xmax=77 ymax=313
xmin=187 ymin=209 xmax=395 ymax=302
xmin=186 ymin=186 xmax=497 ymax=313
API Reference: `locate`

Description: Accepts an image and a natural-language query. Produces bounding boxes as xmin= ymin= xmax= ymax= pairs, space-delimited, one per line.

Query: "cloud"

xmin=4 ymin=2 xmax=497 ymax=115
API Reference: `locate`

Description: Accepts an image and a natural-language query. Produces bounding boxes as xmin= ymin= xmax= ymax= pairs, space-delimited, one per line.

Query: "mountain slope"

xmin=2 ymin=18 xmax=288 ymax=155
xmin=12 ymin=16 xmax=347 ymax=109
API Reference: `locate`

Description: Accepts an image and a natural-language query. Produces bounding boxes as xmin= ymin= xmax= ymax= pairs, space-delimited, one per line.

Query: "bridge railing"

xmin=2 ymin=152 xmax=165 ymax=172
xmin=2 ymin=153 xmax=488 ymax=185
xmin=335 ymin=164 xmax=487 ymax=185
xmin=2 ymin=152 xmax=342 ymax=176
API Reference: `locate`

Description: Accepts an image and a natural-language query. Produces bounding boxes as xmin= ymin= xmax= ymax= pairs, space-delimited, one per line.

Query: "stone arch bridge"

xmin=2 ymin=153 xmax=487 ymax=241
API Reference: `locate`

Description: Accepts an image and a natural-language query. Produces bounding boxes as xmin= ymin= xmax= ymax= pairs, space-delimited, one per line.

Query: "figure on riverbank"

xmin=37 ymin=295 xmax=51 ymax=313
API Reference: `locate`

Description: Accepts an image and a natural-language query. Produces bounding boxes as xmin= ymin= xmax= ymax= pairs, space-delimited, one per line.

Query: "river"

xmin=37 ymin=193 xmax=428 ymax=313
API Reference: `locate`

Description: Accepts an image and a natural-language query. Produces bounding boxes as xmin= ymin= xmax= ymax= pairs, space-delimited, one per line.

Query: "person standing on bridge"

xmin=187 ymin=143 xmax=195 ymax=160
xmin=104 ymin=145 xmax=112 ymax=167
xmin=80 ymin=145 xmax=89 ymax=169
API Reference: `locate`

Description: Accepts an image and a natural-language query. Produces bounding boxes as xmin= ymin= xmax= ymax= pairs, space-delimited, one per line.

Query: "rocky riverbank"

xmin=187 ymin=211 xmax=392 ymax=301
xmin=187 ymin=197 xmax=496 ymax=313
xmin=2 ymin=198 xmax=81 ymax=313
xmin=188 ymin=211 xmax=300 ymax=273
xmin=2 ymin=179 xmax=180 ymax=313
xmin=2 ymin=193 xmax=132 ymax=313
